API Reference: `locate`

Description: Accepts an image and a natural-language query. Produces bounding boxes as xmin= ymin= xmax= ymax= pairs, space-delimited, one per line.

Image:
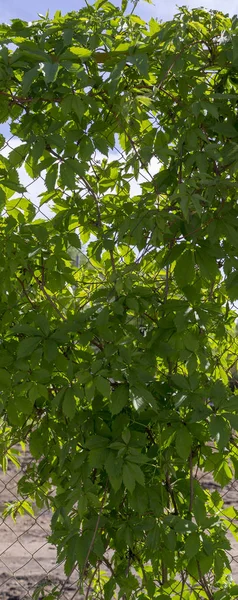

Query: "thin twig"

xmin=161 ymin=561 xmax=168 ymax=585
xmin=81 ymin=175 xmax=102 ymax=227
xmin=81 ymin=484 xmax=108 ymax=583
xmin=27 ymin=266 xmax=66 ymax=321
xmin=197 ymin=562 xmax=213 ymax=600
xmin=16 ymin=276 xmax=37 ymax=308
xmin=180 ymin=571 xmax=187 ymax=600
xmin=189 ymin=451 xmax=194 ymax=513
xmin=85 ymin=564 xmax=100 ymax=600
xmin=109 ymin=249 xmax=116 ymax=272
xmin=165 ymin=471 xmax=178 ymax=515
xmin=102 ymin=555 xmax=115 ymax=576
xmin=164 ymin=264 xmax=169 ymax=301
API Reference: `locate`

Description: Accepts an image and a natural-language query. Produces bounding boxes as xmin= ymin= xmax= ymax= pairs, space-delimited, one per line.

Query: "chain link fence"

xmin=0 ymin=447 xmax=238 ymax=599
xmin=0 ymin=449 xmax=81 ymax=600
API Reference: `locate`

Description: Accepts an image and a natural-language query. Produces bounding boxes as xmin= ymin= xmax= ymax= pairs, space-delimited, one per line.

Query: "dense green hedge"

xmin=0 ymin=1 xmax=238 ymax=598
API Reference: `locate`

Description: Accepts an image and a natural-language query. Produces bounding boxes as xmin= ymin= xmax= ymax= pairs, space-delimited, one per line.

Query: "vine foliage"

xmin=0 ymin=1 xmax=238 ymax=598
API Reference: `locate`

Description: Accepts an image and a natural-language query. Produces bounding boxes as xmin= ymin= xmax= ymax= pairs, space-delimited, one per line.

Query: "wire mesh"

xmin=0 ymin=448 xmax=81 ymax=600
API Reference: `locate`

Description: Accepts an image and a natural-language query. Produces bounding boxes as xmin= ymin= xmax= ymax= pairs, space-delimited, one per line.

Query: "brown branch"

xmin=197 ymin=563 xmax=214 ymax=600
xmin=161 ymin=561 xmax=168 ymax=585
xmin=27 ymin=265 xmax=66 ymax=321
xmin=209 ymin=280 xmax=215 ymax=300
xmin=165 ymin=471 xmax=178 ymax=515
xmin=159 ymin=87 xmax=181 ymax=104
xmin=102 ymin=555 xmax=115 ymax=577
xmin=178 ymin=144 xmax=183 ymax=184
xmin=81 ymin=175 xmax=102 ymax=226
xmin=189 ymin=451 xmax=194 ymax=513
xmin=164 ymin=265 xmax=169 ymax=302
xmin=180 ymin=571 xmax=187 ymax=600
xmin=81 ymin=484 xmax=108 ymax=582
xmin=109 ymin=248 xmax=116 ymax=273
xmin=45 ymin=144 xmax=104 ymax=238
xmin=81 ymin=167 xmax=116 ymax=274
xmin=16 ymin=276 xmax=37 ymax=308
xmin=45 ymin=144 xmax=62 ymax=161
xmin=143 ymin=312 xmax=158 ymax=324
xmin=85 ymin=564 xmax=100 ymax=600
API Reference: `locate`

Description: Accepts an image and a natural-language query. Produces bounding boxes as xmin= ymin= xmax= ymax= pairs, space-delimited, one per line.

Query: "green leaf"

xmin=149 ymin=17 xmax=161 ymax=34
xmin=32 ymin=369 xmax=50 ymax=383
xmin=122 ymin=428 xmax=130 ymax=444
xmin=209 ymin=416 xmax=230 ymax=451
xmin=110 ymin=384 xmax=129 ymax=415
xmin=233 ymin=36 xmax=238 ymax=66
xmin=180 ymin=195 xmax=189 ymax=221
xmin=214 ymin=459 xmax=233 ymax=487
xmin=79 ymin=135 xmax=94 ymax=161
xmin=196 ymin=248 xmax=218 ymax=279
xmin=174 ymin=250 xmax=195 ymax=288
xmin=132 ymin=385 xmax=157 ymax=411
xmin=184 ymin=332 xmax=199 ymax=352
xmin=213 ymin=121 xmax=238 ymax=138
xmin=171 ymin=374 xmax=190 ymax=390
xmin=193 ymin=496 xmax=207 ymax=527
xmin=68 ymin=46 xmax=92 ymax=58
xmin=62 ymin=94 xmax=73 ymax=115
xmin=0 ymin=369 xmax=11 ymax=389
xmin=62 ymin=388 xmax=76 ymax=420
xmin=67 ymin=232 xmax=81 ymax=249
xmin=35 ymin=314 xmax=50 ymax=337
xmin=45 ymin=164 xmax=58 ymax=192
xmin=8 ymin=144 xmax=28 ymax=168
xmin=44 ymin=339 xmax=58 ymax=362
xmin=121 ymin=0 xmax=128 ymax=11
xmin=29 ymin=430 xmax=46 ymax=459
xmin=72 ymin=96 xmax=86 ymax=121
xmin=0 ymin=186 xmax=5 ymax=207
xmin=104 ymin=578 xmax=117 ymax=600
xmin=22 ymin=66 xmax=39 ymax=94
xmin=125 ymin=461 xmax=145 ymax=486
xmin=93 ymin=134 xmax=109 ymax=155
xmin=123 ymin=463 xmax=136 ymax=494
xmin=60 ymin=162 xmax=76 ymax=189
xmin=173 ymin=518 xmax=198 ymax=534
xmin=86 ymin=435 xmax=109 ymax=450
xmin=17 ymin=337 xmax=41 ymax=359
xmin=105 ymin=451 xmax=123 ymax=491
xmin=191 ymin=194 xmax=202 ymax=217
xmin=185 ymin=532 xmax=200 ymax=558
xmin=95 ymin=376 xmax=111 ymax=398
xmin=42 ymin=62 xmax=59 ymax=84
xmin=176 ymin=427 xmax=192 ymax=459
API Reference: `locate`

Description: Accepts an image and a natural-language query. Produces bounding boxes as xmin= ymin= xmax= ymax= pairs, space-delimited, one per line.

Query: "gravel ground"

xmin=0 ymin=452 xmax=238 ymax=599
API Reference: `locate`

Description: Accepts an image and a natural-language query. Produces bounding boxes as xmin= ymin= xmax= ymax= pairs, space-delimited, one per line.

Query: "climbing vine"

xmin=0 ymin=1 xmax=238 ymax=598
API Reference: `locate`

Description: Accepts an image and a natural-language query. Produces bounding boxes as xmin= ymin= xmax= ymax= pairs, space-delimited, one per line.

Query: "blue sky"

xmin=0 ymin=0 xmax=237 ymax=24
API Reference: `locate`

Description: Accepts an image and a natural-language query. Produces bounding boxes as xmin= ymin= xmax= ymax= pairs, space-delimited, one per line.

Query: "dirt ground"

xmin=0 ymin=452 xmax=238 ymax=600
